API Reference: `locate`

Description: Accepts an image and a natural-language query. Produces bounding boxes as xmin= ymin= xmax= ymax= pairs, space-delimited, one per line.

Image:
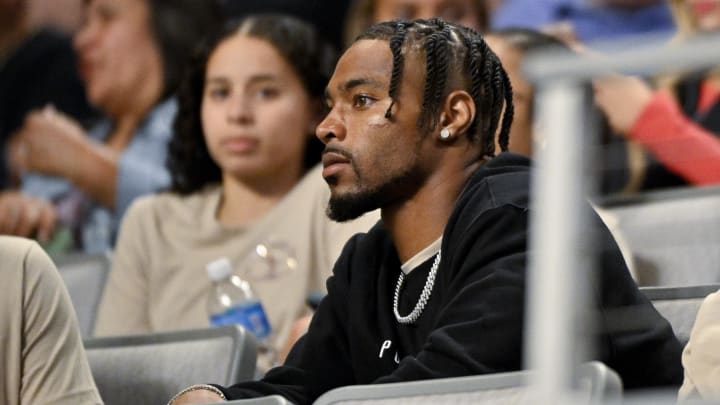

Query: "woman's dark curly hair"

xmin=168 ymin=14 xmax=338 ymax=195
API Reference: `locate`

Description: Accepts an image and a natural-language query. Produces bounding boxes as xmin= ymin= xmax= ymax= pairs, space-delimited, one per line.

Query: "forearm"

xmin=70 ymin=141 xmax=119 ymax=209
xmin=629 ymin=92 xmax=720 ymax=185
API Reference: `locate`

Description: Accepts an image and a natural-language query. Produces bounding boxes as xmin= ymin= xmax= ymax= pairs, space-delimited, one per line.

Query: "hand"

xmin=593 ymin=75 xmax=655 ymax=136
xmin=9 ymin=105 xmax=91 ymax=180
xmin=541 ymin=22 xmax=581 ymax=51
xmin=0 ymin=191 xmax=57 ymax=242
xmin=169 ymin=389 xmax=225 ymax=404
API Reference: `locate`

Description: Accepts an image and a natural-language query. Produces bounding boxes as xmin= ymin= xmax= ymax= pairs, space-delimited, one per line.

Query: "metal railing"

xmin=523 ymin=32 xmax=720 ymax=403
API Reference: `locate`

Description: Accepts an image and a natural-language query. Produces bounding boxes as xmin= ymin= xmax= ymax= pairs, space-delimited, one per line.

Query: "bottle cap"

xmin=206 ymin=257 xmax=233 ymax=281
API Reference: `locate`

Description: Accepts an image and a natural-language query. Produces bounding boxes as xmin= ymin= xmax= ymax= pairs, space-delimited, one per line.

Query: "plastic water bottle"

xmin=206 ymin=257 xmax=272 ymax=341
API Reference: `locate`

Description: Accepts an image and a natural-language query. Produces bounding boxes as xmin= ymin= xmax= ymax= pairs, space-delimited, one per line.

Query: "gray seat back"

xmin=312 ymin=361 xmax=621 ymax=405
xmin=603 ymin=187 xmax=720 ymax=286
xmin=56 ymin=253 xmax=111 ymax=337
xmin=641 ymin=284 xmax=720 ymax=346
xmin=84 ymin=326 xmax=257 ymax=405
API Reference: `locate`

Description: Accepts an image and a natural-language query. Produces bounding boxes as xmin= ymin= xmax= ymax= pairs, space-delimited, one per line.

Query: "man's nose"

xmin=316 ymin=110 xmax=346 ymax=144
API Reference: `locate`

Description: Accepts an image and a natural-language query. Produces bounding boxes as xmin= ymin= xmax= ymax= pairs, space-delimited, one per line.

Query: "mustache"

xmin=322 ymin=146 xmax=354 ymax=162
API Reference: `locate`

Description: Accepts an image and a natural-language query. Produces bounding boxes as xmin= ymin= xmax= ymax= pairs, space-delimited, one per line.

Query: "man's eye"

xmin=353 ymin=95 xmax=375 ymax=108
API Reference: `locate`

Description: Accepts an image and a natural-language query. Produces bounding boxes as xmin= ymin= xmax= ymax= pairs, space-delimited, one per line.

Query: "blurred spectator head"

xmin=25 ymin=0 xmax=85 ymax=34
xmin=220 ymin=0 xmax=351 ymax=52
xmin=345 ymin=0 xmax=489 ymax=46
xmin=0 ymin=0 xmax=25 ymax=36
xmin=168 ymin=14 xmax=337 ymax=194
xmin=671 ymin=0 xmax=720 ymax=35
xmin=73 ymin=0 xmax=221 ymax=118
xmin=485 ymin=28 xmax=570 ymax=156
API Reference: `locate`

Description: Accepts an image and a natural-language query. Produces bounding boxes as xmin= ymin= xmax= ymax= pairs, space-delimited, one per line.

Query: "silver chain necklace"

xmin=393 ymin=250 xmax=441 ymax=324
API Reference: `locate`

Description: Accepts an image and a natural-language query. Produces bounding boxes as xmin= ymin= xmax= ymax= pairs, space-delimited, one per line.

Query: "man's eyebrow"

xmin=342 ymin=78 xmax=385 ymax=92
xmin=325 ymin=77 xmax=385 ymax=103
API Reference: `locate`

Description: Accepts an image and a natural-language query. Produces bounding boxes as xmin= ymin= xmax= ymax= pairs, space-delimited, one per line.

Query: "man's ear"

xmin=437 ymin=90 xmax=476 ymax=141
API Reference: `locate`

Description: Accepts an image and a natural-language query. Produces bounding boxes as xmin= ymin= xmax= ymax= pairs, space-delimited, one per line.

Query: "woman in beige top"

xmin=0 ymin=236 xmax=102 ymax=405
xmin=94 ymin=15 xmax=378 ymax=368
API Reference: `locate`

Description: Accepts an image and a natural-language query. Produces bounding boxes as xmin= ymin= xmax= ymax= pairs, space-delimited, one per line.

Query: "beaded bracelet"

xmin=166 ymin=384 xmax=226 ymax=405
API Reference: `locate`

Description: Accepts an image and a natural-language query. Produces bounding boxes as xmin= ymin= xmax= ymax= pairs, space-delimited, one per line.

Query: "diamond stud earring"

xmin=440 ymin=128 xmax=451 ymax=139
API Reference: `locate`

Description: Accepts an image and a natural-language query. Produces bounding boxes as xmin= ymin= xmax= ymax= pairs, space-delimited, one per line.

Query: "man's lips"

xmin=322 ymin=152 xmax=350 ymax=168
xmin=321 ymin=150 xmax=352 ymax=179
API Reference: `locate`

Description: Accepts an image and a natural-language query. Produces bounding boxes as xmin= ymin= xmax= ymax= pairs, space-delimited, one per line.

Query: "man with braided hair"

xmin=170 ymin=19 xmax=682 ymax=405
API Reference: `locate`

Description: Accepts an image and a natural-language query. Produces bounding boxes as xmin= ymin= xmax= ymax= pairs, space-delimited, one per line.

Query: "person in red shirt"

xmin=594 ymin=0 xmax=720 ymax=186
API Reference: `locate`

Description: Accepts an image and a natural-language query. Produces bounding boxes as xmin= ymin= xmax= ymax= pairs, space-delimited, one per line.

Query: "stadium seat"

xmin=211 ymin=361 xmax=622 ymax=405
xmin=641 ymin=284 xmax=720 ymax=346
xmin=602 ymin=186 xmax=720 ymax=286
xmin=56 ymin=252 xmax=111 ymax=337
xmin=84 ymin=326 xmax=257 ymax=405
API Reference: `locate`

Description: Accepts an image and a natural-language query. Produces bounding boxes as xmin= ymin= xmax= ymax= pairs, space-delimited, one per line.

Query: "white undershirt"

xmin=400 ymin=237 xmax=443 ymax=275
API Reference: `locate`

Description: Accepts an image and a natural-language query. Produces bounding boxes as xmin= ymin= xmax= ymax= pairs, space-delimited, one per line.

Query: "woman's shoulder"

xmin=124 ymin=186 xmax=221 ymax=224
xmin=0 ymin=236 xmax=37 ymax=259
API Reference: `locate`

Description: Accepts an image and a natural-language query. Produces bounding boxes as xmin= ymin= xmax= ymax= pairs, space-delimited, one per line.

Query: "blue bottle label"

xmin=210 ymin=301 xmax=272 ymax=339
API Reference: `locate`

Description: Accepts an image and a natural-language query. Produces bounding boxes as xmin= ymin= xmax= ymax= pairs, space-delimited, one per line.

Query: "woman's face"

xmin=201 ymin=35 xmax=315 ymax=182
xmin=74 ymin=0 xmax=163 ymax=116
xmin=485 ymin=35 xmax=535 ymax=157
xmin=687 ymin=0 xmax=720 ymax=32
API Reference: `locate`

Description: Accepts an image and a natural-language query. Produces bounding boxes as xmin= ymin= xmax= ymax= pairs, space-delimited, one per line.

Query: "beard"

xmin=326 ymin=165 xmax=421 ymax=222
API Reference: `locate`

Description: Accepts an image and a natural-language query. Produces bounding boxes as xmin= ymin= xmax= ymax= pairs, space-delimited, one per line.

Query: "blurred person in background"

xmin=94 ymin=15 xmax=378 ymax=370
xmin=594 ymin=0 xmax=720 ymax=188
xmin=220 ymin=0 xmax=352 ymax=51
xmin=0 ymin=0 xmax=221 ymax=254
xmin=25 ymin=0 xmax=85 ymax=35
xmin=0 ymin=0 xmax=96 ymax=190
xmin=484 ymin=28 xmax=571 ymax=157
xmin=343 ymin=0 xmax=491 ymax=46
xmin=492 ymin=0 xmax=675 ymax=45
xmin=0 ymin=236 xmax=101 ymax=405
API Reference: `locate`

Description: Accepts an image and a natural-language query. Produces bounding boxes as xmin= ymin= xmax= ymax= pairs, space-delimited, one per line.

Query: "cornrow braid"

xmin=478 ymin=41 xmax=496 ymax=155
xmin=497 ymin=67 xmax=514 ymax=153
xmin=358 ymin=19 xmax=513 ymax=159
xmin=385 ymin=22 xmax=407 ymax=119
xmin=420 ymin=20 xmax=453 ymax=130
xmin=464 ymin=37 xmax=482 ymax=136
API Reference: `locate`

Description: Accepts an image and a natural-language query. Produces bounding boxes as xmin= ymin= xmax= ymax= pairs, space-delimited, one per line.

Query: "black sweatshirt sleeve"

xmin=375 ymin=205 xmax=529 ymax=382
xmin=216 ymin=234 xmax=361 ymax=404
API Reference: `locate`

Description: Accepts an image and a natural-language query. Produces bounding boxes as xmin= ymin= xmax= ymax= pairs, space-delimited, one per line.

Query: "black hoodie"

xmin=216 ymin=153 xmax=683 ymax=404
